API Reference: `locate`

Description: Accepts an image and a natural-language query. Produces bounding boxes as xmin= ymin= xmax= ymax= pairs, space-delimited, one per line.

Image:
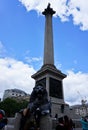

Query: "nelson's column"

xmin=32 ymin=4 xmax=67 ymax=117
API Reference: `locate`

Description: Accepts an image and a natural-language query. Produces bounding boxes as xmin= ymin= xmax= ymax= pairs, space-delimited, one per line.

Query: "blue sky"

xmin=0 ymin=0 xmax=88 ymax=105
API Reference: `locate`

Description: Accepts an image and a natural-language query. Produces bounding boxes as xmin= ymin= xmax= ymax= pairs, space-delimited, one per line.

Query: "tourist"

xmin=64 ymin=115 xmax=73 ymax=130
xmin=0 ymin=109 xmax=8 ymax=129
xmin=19 ymin=108 xmax=38 ymax=130
xmin=80 ymin=116 xmax=88 ymax=130
xmin=55 ymin=113 xmax=58 ymax=119
xmin=55 ymin=117 xmax=65 ymax=130
xmin=19 ymin=108 xmax=30 ymax=130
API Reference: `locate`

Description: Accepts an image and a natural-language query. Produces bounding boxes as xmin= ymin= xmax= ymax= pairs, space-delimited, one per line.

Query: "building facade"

xmin=3 ymin=88 xmax=29 ymax=101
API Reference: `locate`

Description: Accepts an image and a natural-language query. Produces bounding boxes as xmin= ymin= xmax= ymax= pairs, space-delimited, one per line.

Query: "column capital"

xmin=42 ymin=3 xmax=56 ymax=15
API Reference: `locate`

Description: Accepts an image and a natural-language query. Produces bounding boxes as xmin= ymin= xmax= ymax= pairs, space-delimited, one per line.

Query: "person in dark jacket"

xmin=56 ymin=117 xmax=65 ymax=130
xmin=64 ymin=115 xmax=73 ymax=130
xmin=0 ymin=109 xmax=8 ymax=129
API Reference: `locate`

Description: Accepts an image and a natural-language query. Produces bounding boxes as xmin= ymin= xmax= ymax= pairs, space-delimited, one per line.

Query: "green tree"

xmin=0 ymin=98 xmax=28 ymax=117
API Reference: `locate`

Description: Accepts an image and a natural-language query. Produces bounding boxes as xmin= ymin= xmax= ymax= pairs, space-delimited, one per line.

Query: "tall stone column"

xmin=42 ymin=3 xmax=55 ymax=66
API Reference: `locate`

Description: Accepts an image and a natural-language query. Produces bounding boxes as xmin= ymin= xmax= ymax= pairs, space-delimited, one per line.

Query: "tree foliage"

xmin=0 ymin=98 xmax=29 ymax=117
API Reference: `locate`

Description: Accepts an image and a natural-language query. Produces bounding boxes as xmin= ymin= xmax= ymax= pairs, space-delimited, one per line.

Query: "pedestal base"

xmin=40 ymin=115 xmax=52 ymax=130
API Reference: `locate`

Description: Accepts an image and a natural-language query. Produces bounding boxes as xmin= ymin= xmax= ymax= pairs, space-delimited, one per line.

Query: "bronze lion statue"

xmin=19 ymin=85 xmax=51 ymax=130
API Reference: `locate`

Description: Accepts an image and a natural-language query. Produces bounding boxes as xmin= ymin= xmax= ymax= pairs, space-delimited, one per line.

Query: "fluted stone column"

xmin=42 ymin=3 xmax=55 ymax=66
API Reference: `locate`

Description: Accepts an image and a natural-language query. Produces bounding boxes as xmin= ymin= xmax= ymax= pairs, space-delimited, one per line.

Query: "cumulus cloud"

xmin=0 ymin=56 xmax=88 ymax=106
xmin=68 ymin=0 xmax=88 ymax=30
xmin=25 ymin=56 xmax=42 ymax=63
xmin=25 ymin=56 xmax=43 ymax=70
xmin=63 ymin=70 xmax=88 ymax=105
xmin=0 ymin=57 xmax=36 ymax=99
xmin=19 ymin=0 xmax=88 ymax=30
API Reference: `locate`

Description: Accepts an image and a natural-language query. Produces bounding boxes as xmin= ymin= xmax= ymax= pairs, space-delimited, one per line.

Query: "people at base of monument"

xmin=56 ymin=115 xmax=74 ymax=130
xmin=64 ymin=115 xmax=74 ymax=130
xmin=55 ymin=117 xmax=65 ymax=130
xmin=19 ymin=108 xmax=40 ymax=130
xmin=81 ymin=116 xmax=88 ymax=122
xmin=0 ymin=109 xmax=8 ymax=129
xmin=80 ymin=116 xmax=88 ymax=130
xmin=55 ymin=113 xmax=58 ymax=119
xmin=19 ymin=108 xmax=30 ymax=130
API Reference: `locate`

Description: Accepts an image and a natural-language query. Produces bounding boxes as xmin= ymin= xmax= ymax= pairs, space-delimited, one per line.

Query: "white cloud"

xmin=0 ymin=57 xmax=88 ymax=106
xmin=63 ymin=70 xmax=88 ymax=105
xmin=25 ymin=56 xmax=42 ymax=63
xmin=25 ymin=56 xmax=43 ymax=70
xmin=19 ymin=0 xmax=88 ymax=30
xmin=0 ymin=57 xmax=36 ymax=99
xmin=68 ymin=0 xmax=88 ymax=30
xmin=55 ymin=61 xmax=62 ymax=69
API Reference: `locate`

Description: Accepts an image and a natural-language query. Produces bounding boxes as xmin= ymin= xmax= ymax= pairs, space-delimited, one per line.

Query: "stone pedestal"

xmin=40 ymin=115 xmax=52 ymax=130
xmin=4 ymin=113 xmax=21 ymax=130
